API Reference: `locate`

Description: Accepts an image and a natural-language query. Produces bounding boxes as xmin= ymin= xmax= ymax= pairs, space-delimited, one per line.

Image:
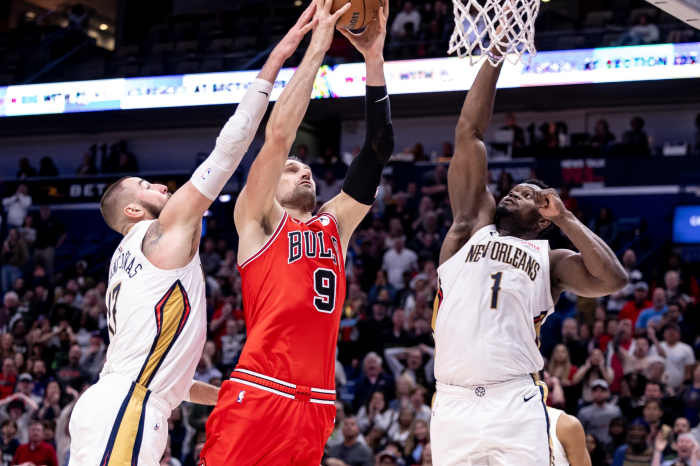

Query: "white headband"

xmin=518 ymin=183 xmax=544 ymax=192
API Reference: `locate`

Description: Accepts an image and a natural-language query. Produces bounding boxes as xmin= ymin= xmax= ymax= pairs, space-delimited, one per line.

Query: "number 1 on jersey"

xmin=490 ymin=272 xmax=502 ymax=310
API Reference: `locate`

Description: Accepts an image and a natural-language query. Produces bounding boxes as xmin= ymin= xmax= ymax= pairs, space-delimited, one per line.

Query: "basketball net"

xmin=448 ymin=0 xmax=541 ymax=65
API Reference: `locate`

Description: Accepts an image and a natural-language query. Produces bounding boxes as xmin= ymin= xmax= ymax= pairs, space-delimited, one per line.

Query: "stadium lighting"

xmin=99 ymin=23 xmax=109 ymax=31
xmin=218 ymin=194 xmax=232 ymax=203
xmin=294 ymin=0 xmax=302 ymax=6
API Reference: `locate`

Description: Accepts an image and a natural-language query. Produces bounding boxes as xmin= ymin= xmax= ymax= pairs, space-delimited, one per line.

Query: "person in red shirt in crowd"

xmin=619 ymin=281 xmax=651 ymax=327
xmin=0 ymin=358 xmax=17 ymax=400
xmin=12 ymin=420 xmax=57 ymax=466
xmin=608 ymin=318 xmax=634 ymax=393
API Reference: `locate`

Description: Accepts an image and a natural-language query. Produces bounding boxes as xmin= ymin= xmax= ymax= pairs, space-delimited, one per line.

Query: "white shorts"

xmin=69 ymin=374 xmax=170 ymax=466
xmin=430 ymin=375 xmax=552 ymax=466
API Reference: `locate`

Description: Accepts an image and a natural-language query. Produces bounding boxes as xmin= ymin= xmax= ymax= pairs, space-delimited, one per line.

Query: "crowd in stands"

xmin=0 ymin=142 xmax=699 ymax=466
xmin=2 ymin=0 xmax=699 ymax=86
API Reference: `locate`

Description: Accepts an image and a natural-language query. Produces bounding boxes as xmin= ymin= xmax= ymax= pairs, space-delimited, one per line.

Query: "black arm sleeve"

xmin=342 ymin=85 xmax=395 ymax=205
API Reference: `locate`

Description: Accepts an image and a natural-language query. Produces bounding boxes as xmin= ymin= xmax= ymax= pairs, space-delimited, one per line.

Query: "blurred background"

xmin=0 ymin=0 xmax=699 ymax=465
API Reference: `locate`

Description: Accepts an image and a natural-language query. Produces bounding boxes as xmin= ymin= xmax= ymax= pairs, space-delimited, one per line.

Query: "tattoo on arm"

xmin=141 ymin=221 xmax=163 ymax=256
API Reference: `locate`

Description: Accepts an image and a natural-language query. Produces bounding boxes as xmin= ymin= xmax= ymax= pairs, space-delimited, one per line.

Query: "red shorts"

xmin=200 ymin=370 xmax=336 ymax=466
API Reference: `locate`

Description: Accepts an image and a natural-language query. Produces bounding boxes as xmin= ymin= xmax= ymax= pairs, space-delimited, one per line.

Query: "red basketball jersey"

xmin=236 ymin=211 xmax=346 ymax=389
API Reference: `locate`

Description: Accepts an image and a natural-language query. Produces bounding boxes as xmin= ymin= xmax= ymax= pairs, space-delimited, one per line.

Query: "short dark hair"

xmin=100 ymin=176 xmax=131 ymax=232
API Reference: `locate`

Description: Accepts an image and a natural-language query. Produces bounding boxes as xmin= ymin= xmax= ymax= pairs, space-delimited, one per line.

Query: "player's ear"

xmin=123 ymin=203 xmax=145 ymax=220
xmin=537 ymin=217 xmax=551 ymax=233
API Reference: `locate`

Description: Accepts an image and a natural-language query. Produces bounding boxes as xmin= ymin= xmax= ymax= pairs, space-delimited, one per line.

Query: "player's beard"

xmin=282 ymin=185 xmax=316 ymax=213
xmin=141 ymin=199 xmax=165 ymax=218
xmin=494 ymin=205 xmax=532 ymax=237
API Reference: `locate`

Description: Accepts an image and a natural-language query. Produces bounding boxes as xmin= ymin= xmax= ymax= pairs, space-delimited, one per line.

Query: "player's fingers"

xmin=381 ymin=0 xmax=389 ymax=23
xmin=298 ymin=2 xmax=317 ymax=24
xmin=323 ymin=0 xmax=336 ymax=13
xmin=301 ymin=18 xmax=318 ymax=34
xmin=332 ymin=1 xmax=352 ymax=20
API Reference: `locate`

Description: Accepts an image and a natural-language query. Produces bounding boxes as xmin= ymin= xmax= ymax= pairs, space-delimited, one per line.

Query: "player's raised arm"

xmin=146 ymin=8 xmax=317 ymax=269
xmin=321 ymin=0 xmax=394 ymax=254
xmin=234 ymin=0 xmax=350 ymax=239
xmin=439 ymin=58 xmax=502 ymax=265
xmin=538 ymin=189 xmax=628 ymax=299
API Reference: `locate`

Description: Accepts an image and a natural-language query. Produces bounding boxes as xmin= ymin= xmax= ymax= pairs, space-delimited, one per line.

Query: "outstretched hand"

xmin=309 ymin=0 xmax=352 ymax=53
xmin=272 ymin=3 xmax=318 ymax=60
xmin=337 ymin=0 xmax=388 ymax=60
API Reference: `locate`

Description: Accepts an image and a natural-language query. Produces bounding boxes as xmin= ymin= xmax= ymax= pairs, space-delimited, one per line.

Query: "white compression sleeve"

xmin=191 ymin=78 xmax=273 ymax=200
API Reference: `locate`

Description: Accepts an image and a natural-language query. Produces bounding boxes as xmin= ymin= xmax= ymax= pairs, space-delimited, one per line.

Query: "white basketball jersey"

xmin=100 ymin=220 xmax=207 ymax=411
xmin=433 ymin=224 xmax=553 ymax=386
xmin=547 ymin=407 xmax=570 ymax=466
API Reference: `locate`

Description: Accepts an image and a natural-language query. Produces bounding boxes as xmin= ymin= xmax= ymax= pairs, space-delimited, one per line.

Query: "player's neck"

xmin=284 ymin=206 xmax=313 ymax=222
xmin=496 ymin=225 xmax=538 ymax=240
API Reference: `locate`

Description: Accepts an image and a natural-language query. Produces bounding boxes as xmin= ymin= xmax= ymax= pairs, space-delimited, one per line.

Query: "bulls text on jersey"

xmin=287 ymin=230 xmax=339 ymax=265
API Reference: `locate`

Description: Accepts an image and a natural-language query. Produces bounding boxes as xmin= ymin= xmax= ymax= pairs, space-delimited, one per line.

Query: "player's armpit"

xmin=320 ymin=191 xmax=370 ymax=257
xmin=558 ymin=413 xmax=592 ymax=466
xmin=550 ymin=248 xmax=626 ymax=300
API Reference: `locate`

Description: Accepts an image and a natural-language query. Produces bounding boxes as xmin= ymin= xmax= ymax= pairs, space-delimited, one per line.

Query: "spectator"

xmin=618 ymin=14 xmax=660 ymax=45
xmin=652 ymin=432 xmax=698 ymax=466
xmin=38 ymin=157 xmax=59 ymax=177
xmin=2 ymin=185 xmax=32 ymax=229
xmin=387 ymin=405 xmax=415 ymax=448
xmin=572 ymin=348 xmax=614 ymax=402
xmin=0 ymin=419 xmax=19 ymax=465
xmin=612 ymin=418 xmax=653 ymax=466
xmin=1 ymin=230 xmax=29 ymax=295
xmin=0 ymin=359 xmax=16 ymax=401
xmin=404 ymin=418 xmax=429 ymax=464
xmin=76 ymin=148 xmax=98 ymax=175
xmin=408 ymin=385 xmax=430 ymax=423
xmin=619 ymin=282 xmax=651 ymax=327
xmin=356 ymin=391 xmax=395 ymax=434
xmin=664 ymin=270 xmax=690 ymax=307
xmin=591 ymin=119 xmax=615 ymax=151
xmin=547 ymin=344 xmax=577 ymax=387
xmin=317 ymin=169 xmax=344 ymax=204
xmin=219 ymin=319 xmax=244 ymax=372
xmin=561 ymin=318 xmax=588 ymax=366
xmin=636 ymin=288 xmax=668 ymax=331
xmin=622 ymin=117 xmax=651 ymax=156
xmin=33 ymin=206 xmax=65 ymax=280
xmin=391 ymin=1 xmax=421 ymax=39
xmin=11 ymin=420 xmax=57 ymax=466
xmin=353 ymin=353 xmax=396 ymax=412
xmin=327 ymin=401 xmax=348 ymax=450
xmin=382 ymin=238 xmax=417 ymax=291
xmin=326 ymin=416 xmax=373 ymax=466
xmin=384 ymin=346 xmax=434 ymax=389
xmin=15 ymin=159 xmax=36 ymax=179
xmin=649 ymin=323 xmax=695 ymax=391
xmin=680 ymin=364 xmax=700 ymax=427
xmin=501 ymin=113 xmax=526 ymax=153
xmin=643 ymin=400 xmax=666 ymax=440
xmin=586 ymin=433 xmax=607 ymax=466
xmin=78 ymin=334 xmax=105 ymax=381
xmin=577 ymin=379 xmax=622 ymax=444
xmin=200 ymin=238 xmax=221 ymax=276
xmin=588 ymin=207 xmax=617 ymax=247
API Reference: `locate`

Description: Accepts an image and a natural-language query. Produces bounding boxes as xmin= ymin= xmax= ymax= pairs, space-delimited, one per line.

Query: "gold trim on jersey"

xmin=99 ymin=382 xmax=150 ymax=465
xmin=530 ymin=374 xmax=555 ymax=466
xmin=137 ymin=280 xmax=192 ymax=387
xmin=101 ymin=280 xmax=191 ymax=465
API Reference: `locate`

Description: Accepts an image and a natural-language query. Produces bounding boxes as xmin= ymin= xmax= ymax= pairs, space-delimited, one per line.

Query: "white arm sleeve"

xmin=191 ymin=78 xmax=273 ymax=200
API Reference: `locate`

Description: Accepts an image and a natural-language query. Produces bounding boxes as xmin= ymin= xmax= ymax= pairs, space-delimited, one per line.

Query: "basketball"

xmin=332 ymin=0 xmax=381 ymax=31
